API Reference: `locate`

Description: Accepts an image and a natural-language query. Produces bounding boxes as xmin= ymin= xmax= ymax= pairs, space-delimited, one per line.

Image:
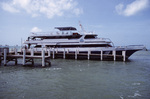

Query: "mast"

xmin=79 ymin=21 xmax=85 ymax=32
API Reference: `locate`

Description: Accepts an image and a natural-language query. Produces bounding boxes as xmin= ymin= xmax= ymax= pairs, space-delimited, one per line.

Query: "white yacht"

xmin=24 ymin=26 xmax=145 ymax=60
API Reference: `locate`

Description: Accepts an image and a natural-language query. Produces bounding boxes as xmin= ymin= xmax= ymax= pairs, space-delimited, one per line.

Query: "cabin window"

xmin=35 ymin=45 xmax=42 ymax=48
xmin=84 ymin=35 xmax=96 ymax=39
xmin=73 ymin=33 xmax=79 ymax=35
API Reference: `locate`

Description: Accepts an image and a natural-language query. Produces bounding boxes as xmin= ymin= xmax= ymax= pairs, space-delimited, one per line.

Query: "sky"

xmin=0 ymin=0 xmax=150 ymax=49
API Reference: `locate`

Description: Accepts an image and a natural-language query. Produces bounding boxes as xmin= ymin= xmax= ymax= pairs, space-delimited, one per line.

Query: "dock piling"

xmin=100 ymin=50 xmax=103 ymax=61
xmin=122 ymin=51 xmax=126 ymax=62
xmin=0 ymin=52 xmax=2 ymax=65
xmin=15 ymin=48 xmax=17 ymax=55
xmin=63 ymin=48 xmax=66 ymax=59
xmin=31 ymin=48 xmax=34 ymax=56
xmin=4 ymin=49 xmax=7 ymax=66
xmin=22 ymin=49 xmax=26 ymax=66
xmin=53 ymin=48 xmax=55 ymax=59
xmin=113 ymin=50 xmax=116 ymax=61
xmin=0 ymin=58 xmax=1 ymax=66
xmin=48 ymin=49 xmax=51 ymax=57
xmin=56 ymin=48 xmax=58 ymax=53
xmin=88 ymin=50 xmax=91 ymax=60
xmin=67 ymin=49 xmax=69 ymax=53
xmin=75 ymin=49 xmax=77 ymax=59
xmin=32 ymin=58 xmax=34 ymax=65
xmin=15 ymin=58 xmax=18 ymax=65
xmin=42 ymin=49 xmax=45 ymax=67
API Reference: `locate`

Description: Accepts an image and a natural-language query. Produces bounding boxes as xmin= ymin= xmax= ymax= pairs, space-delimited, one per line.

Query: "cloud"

xmin=1 ymin=2 xmax=19 ymax=13
xmin=115 ymin=0 xmax=149 ymax=16
xmin=73 ymin=8 xmax=83 ymax=16
xmin=30 ymin=27 xmax=42 ymax=33
xmin=1 ymin=0 xmax=83 ymax=18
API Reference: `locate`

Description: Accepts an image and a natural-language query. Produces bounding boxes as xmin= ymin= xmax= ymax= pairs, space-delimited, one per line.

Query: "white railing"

xmin=30 ymin=31 xmax=74 ymax=36
xmin=96 ymin=38 xmax=114 ymax=46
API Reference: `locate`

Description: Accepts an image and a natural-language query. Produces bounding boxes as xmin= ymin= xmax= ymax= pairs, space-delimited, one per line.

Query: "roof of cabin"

xmin=55 ymin=27 xmax=77 ymax=31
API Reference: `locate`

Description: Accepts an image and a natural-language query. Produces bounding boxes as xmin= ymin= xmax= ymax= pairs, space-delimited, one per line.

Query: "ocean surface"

xmin=0 ymin=51 xmax=150 ymax=99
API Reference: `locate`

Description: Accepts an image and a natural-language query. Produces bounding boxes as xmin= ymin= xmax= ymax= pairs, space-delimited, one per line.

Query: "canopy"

xmin=55 ymin=27 xmax=77 ymax=31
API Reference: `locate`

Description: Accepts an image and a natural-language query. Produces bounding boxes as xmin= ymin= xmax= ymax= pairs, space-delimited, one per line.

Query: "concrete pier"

xmin=0 ymin=46 xmax=129 ymax=67
xmin=0 ymin=48 xmax=51 ymax=67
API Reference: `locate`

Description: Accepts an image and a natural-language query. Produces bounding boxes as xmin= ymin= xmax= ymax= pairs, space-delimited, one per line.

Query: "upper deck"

xmin=24 ymin=26 xmax=114 ymax=47
xmin=55 ymin=27 xmax=77 ymax=31
xmin=29 ymin=27 xmax=98 ymax=40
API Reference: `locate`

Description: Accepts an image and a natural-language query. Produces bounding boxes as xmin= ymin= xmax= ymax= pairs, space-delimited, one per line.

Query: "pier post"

xmin=0 ymin=58 xmax=1 ymax=66
xmin=35 ymin=48 xmax=37 ymax=52
xmin=77 ymin=49 xmax=79 ymax=54
xmin=4 ymin=49 xmax=7 ymax=66
xmin=67 ymin=49 xmax=69 ymax=53
xmin=48 ymin=49 xmax=51 ymax=57
xmin=88 ymin=50 xmax=91 ymax=60
xmin=31 ymin=48 xmax=34 ymax=56
xmin=122 ymin=51 xmax=126 ymax=62
xmin=42 ymin=49 xmax=45 ymax=67
xmin=113 ymin=50 xmax=116 ymax=61
xmin=100 ymin=50 xmax=103 ymax=61
xmin=0 ymin=52 xmax=1 ymax=65
xmin=56 ymin=48 xmax=58 ymax=53
xmin=53 ymin=48 xmax=55 ymax=59
xmin=22 ymin=49 xmax=26 ymax=66
xmin=15 ymin=58 xmax=18 ymax=65
xmin=15 ymin=48 xmax=18 ymax=55
xmin=63 ymin=48 xmax=65 ymax=59
xmin=32 ymin=58 xmax=34 ymax=65
xmin=75 ymin=50 xmax=77 ymax=59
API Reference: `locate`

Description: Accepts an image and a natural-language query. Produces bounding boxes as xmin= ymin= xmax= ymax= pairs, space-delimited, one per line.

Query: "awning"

xmin=55 ymin=27 xmax=77 ymax=31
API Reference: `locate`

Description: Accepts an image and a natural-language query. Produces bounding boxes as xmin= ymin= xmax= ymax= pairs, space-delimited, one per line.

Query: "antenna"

xmin=79 ymin=21 xmax=85 ymax=32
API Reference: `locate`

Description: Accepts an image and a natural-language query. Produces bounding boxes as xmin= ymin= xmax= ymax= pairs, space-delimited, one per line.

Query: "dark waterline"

xmin=0 ymin=51 xmax=150 ymax=99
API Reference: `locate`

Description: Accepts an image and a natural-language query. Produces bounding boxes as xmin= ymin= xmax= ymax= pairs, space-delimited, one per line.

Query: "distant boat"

xmin=24 ymin=24 xmax=145 ymax=60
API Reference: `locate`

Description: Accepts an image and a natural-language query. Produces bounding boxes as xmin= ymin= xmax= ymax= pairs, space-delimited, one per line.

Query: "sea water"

xmin=0 ymin=51 xmax=150 ymax=99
